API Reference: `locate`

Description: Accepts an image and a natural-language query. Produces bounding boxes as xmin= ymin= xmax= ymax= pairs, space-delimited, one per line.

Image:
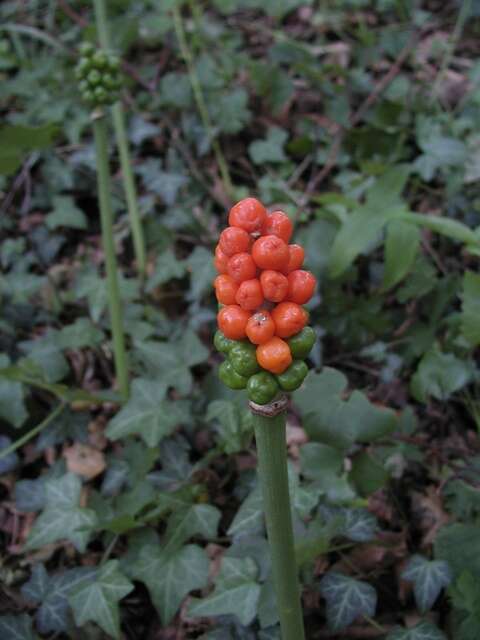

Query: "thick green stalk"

xmin=253 ymin=408 xmax=306 ymax=640
xmin=93 ymin=113 xmax=129 ymax=400
xmin=92 ymin=0 xmax=147 ymax=278
xmin=172 ymin=3 xmax=234 ymax=201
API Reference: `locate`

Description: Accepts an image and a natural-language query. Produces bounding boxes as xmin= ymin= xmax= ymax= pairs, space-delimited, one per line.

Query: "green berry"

xmin=87 ymin=69 xmax=102 ymax=86
xmin=94 ymin=86 xmax=108 ymax=103
xmin=92 ymin=50 xmax=108 ymax=69
xmin=102 ymin=73 xmax=116 ymax=90
xmin=287 ymin=326 xmax=316 ymax=359
xmin=219 ymin=360 xmax=247 ymax=390
xmin=107 ymin=55 xmax=120 ymax=71
xmin=276 ymin=360 xmax=308 ymax=392
xmin=247 ymin=371 xmax=279 ymax=405
xmin=214 ymin=330 xmax=235 ymax=354
xmin=77 ymin=57 xmax=91 ymax=78
xmin=229 ymin=342 xmax=260 ymax=378
xmin=81 ymin=90 xmax=95 ymax=104
xmin=79 ymin=42 xmax=95 ymax=57
xmin=78 ymin=80 xmax=89 ymax=93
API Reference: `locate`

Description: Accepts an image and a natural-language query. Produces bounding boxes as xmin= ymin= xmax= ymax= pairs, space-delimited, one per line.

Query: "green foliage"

xmin=294 ymin=368 xmax=398 ymax=450
xmin=387 ymin=622 xmax=447 ymax=640
xmin=401 ymin=555 xmax=452 ymax=613
xmin=2 ymin=1 xmax=480 ymax=636
xmin=68 ymin=561 xmax=133 ymax=639
xmin=25 ymin=474 xmax=97 ymax=552
xmin=319 ymin=572 xmax=377 ymax=631
xmin=189 ymin=556 xmax=261 ymax=626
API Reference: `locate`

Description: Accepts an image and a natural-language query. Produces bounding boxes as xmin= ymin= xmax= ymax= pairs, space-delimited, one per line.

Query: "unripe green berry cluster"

xmin=214 ymin=327 xmax=314 ymax=405
xmin=75 ymin=42 xmax=122 ymax=107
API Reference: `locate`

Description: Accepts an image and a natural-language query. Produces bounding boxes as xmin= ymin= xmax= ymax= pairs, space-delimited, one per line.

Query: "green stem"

xmin=0 ymin=402 xmax=66 ymax=461
xmin=172 ymin=3 xmax=234 ymax=201
xmin=93 ymin=112 xmax=129 ymax=400
xmin=92 ymin=0 xmax=147 ymax=279
xmin=252 ymin=408 xmax=306 ymax=640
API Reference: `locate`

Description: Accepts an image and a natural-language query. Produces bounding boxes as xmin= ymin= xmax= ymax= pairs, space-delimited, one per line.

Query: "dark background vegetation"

xmin=1 ymin=0 xmax=480 ymax=638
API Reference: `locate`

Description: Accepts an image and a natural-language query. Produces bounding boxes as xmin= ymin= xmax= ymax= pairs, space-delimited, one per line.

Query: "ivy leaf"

xmin=461 ymin=271 xmax=480 ymax=346
xmin=134 ymin=331 xmax=209 ymax=394
xmin=319 ymin=572 xmax=377 ymax=631
xmin=319 ymin=506 xmax=377 ymax=542
xmin=249 ymin=127 xmax=288 ymax=165
xmin=58 ymin=318 xmax=104 ymax=349
xmin=294 ymin=369 xmax=397 ymax=450
xmin=434 ymin=523 xmax=480 ymax=579
xmin=164 ymin=504 xmax=221 ymax=554
xmin=411 ymin=345 xmax=473 ymax=403
xmin=69 ymin=560 xmax=134 ymax=639
xmin=106 ymin=378 xmax=190 ymax=447
xmin=382 ymin=219 xmax=420 ymax=291
xmin=188 ymin=556 xmax=261 ymax=626
xmin=185 ymin=246 xmax=216 ymax=301
xmin=24 ymin=473 xmax=98 ymax=552
xmin=210 ymin=88 xmax=251 ymax=134
xmin=19 ymin=331 xmax=69 ymax=383
xmin=328 ymin=166 xmax=410 ymax=277
xmin=131 ymin=540 xmax=209 ymax=625
xmin=46 ymin=195 xmax=87 ymax=230
xmin=0 ymin=614 xmax=37 ymax=640
xmin=137 ymin=158 xmax=187 ymax=205
xmin=0 ymin=436 xmax=19 ymax=474
xmin=15 ymin=478 xmax=47 ymax=512
xmin=387 ymin=621 xmax=447 ymax=640
xmin=401 ymin=555 xmax=452 ymax=613
xmin=207 ymin=400 xmax=253 ymax=454
xmin=21 ymin=564 xmax=96 ymax=634
xmin=227 ymin=485 xmax=263 ymax=537
xmin=146 ymin=249 xmax=187 ymax=291
xmin=0 ymin=355 xmax=27 ymax=428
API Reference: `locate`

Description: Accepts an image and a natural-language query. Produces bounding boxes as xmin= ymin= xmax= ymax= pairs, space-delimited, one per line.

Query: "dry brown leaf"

xmin=410 ymin=486 xmax=450 ymax=547
xmin=63 ymin=443 xmax=106 ymax=480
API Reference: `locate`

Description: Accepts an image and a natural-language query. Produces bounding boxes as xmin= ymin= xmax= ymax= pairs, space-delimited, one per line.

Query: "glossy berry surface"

xmin=214 ymin=197 xmax=316 ymax=401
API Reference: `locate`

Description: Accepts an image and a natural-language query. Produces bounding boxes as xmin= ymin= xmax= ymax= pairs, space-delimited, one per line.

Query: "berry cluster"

xmin=75 ymin=42 xmax=122 ymax=108
xmin=214 ymin=198 xmax=316 ymax=405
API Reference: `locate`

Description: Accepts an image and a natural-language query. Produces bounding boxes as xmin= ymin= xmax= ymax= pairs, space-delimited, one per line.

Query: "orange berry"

xmin=246 ymin=310 xmax=276 ymax=345
xmin=217 ymin=305 xmax=250 ymax=340
xmin=235 ymin=278 xmax=264 ymax=311
xmin=261 ymin=211 xmax=293 ymax=243
xmin=252 ymin=235 xmax=289 ymax=271
xmin=272 ymin=302 xmax=308 ymax=338
xmin=227 ymin=253 xmax=257 ymax=283
xmin=260 ymin=270 xmax=288 ymax=303
xmin=219 ymin=226 xmax=250 ymax=257
xmin=214 ymin=244 xmax=229 ymax=274
xmin=282 ymin=244 xmax=305 ymax=274
xmin=229 ymin=197 xmax=267 ymax=233
xmin=256 ymin=337 xmax=292 ymax=374
xmin=214 ymin=274 xmax=239 ymax=305
xmin=287 ymin=270 xmax=316 ymax=304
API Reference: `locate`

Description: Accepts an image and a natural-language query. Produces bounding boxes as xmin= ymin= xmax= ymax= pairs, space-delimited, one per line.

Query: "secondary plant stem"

xmin=93 ymin=112 xmax=129 ymax=400
xmin=252 ymin=406 xmax=306 ymax=640
xmin=92 ymin=0 xmax=147 ymax=278
xmin=172 ymin=3 xmax=234 ymax=201
xmin=0 ymin=402 xmax=66 ymax=460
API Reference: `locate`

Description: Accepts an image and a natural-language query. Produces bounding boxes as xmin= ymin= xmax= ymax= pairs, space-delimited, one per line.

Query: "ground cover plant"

xmin=1 ymin=0 xmax=480 ymax=638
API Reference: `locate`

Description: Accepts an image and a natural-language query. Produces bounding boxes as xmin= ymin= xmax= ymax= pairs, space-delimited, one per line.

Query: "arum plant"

xmin=92 ymin=0 xmax=147 ymax=279
xmin=213 ymin=198 xmax=316 ymax=639
xmin=75 ymin=44 xmax=129 ymax=400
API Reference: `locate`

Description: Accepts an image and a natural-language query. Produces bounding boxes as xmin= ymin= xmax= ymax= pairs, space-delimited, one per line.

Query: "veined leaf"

xmin=402 ymin=555 xmax=452 ymax=613
xmin=69 ymin=561 xmax=134 ymax=639
xmin=387 ymin=622 xmax=447 ymax=640
xmin=319 ymin=571 xmax=377 ymax=631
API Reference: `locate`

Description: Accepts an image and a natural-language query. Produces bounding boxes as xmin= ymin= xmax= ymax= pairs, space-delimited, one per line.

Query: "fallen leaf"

xmin=63 ymin=443 xmax=106 ymax=480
